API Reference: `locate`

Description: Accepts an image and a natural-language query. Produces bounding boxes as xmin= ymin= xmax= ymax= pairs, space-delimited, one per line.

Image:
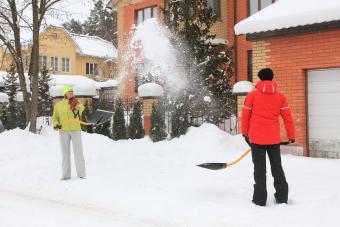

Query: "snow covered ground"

xmin=0 ymin=124 xmax=339 ymax=227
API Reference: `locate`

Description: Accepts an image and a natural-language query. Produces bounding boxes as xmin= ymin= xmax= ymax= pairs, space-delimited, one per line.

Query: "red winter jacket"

xmin=241 ymin=80 xmax=295 ymax=145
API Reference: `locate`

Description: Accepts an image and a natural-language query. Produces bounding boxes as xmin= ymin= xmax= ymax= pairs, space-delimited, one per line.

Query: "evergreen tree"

xmin=16 ymin=102 xmax=26 ymax=129
xmin=112 ymin=98 xmax=126 ymax=140
xmin=38 ymin=66 xmax=52 ymax=117
xmin=150 ymin=101 xmax=167 ymax=142
xmin=4 ymin=64 xmax=18 ymax=129
xmin=62 ymin=19 xmax=84 ymax=34
xmin=171 ymin=101 xmax=189 ymax=138
xmin=83 ymin=0 xmax=117 ymax=45
xmin=128 ymin=100 xmax=144 ymax=139
xmin=0 ymin=106 xmax=8 ymax=131
xmin=165 ymin=0 xmax=234 ymax=123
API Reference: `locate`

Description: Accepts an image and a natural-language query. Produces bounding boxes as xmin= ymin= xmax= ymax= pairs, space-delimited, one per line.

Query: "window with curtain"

xmin=50 ymin=56 xmax=58 ymax=72
xmin=62 ymin=58 xmax=70 ymax=73
xmin=135 ymin=6 xmax=158 ymax=25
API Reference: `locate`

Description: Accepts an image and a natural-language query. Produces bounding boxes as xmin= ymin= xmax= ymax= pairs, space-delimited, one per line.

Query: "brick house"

xmin=235 ymin=0 xmax=340 ymax=158
xmin=107 ymin=0 xmax=245 ymax=99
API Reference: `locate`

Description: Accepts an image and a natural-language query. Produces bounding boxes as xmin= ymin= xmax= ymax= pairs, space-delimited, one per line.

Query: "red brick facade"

xmin=263 ymin=29 xmax=340 ymax=154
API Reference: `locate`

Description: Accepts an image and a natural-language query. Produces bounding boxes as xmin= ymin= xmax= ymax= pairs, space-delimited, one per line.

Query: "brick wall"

xmin=249 ymin=29 xmax=340 ymax=155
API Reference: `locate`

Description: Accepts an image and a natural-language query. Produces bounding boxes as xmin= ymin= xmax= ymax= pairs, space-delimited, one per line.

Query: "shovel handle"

xmin=226 ymin=141 xmax=291 ymax=168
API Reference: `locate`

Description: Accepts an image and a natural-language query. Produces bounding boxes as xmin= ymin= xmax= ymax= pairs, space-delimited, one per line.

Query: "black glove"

xmin=54 ymin=125 xmax=62 ymax=130
xmin=243 ymin=135 xmax=251 ymax=146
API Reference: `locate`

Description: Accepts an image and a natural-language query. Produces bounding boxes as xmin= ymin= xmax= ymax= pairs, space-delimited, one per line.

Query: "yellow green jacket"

xmin=52 ymin=99 xmax=85 ymax=131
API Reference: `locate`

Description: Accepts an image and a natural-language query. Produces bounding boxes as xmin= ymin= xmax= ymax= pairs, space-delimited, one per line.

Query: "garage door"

xmin=308 ymin=68 xmax=340 ymax=158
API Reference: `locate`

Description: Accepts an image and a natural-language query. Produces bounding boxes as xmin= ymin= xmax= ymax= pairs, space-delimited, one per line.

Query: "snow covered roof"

xmin=49 ymin=85 xmax=64 ymax=97
xmin=232 ymin=81 xmax=253 ymax=95
xmin=49 ymin=75 xmax=97 ymax=87
xmin=96 ymin=80 xmax=119 ymax=89
xmin=73 ymin=84 xmax=97 ymax=96
xmin=235 ymin=0 xmax=340 ymax=35
xmin=0 ymin=92 xmax=9 ymax=103
xmin=70 ymin=33 xmax=117 ymax=59
xmin=138 ymin=83 xmax=164 ymax=97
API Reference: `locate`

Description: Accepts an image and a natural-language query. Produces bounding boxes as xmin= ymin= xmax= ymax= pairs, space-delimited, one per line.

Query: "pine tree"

xmin=171 ymin=101 xmax=189 ymax=138
xmin=0 ymin=107 xmax=8 ymax=131
xmin=150 ymin=101 xmax=167 ymax=142
xmin=83 ymin=0 xmax=117 ymax=45
xmin=16 ymin=102 xmax=26 ymax=129
xmin=112 ymin=98 xmax=126 ymax=140
xmin=4 ymin=64 xmax=19 ymax=129
xmin=38 ymin=66 xmax=52 ymax=117
xmin=128 ymin=100 xmax=144 ymax=139
xmin=62 ymin=19 xmax=84 ymax=34
xmin=165 ymin=0 xmax=234 ymax=123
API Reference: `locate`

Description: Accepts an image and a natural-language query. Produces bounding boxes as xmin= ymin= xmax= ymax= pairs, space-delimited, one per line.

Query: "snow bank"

xmin=0 ymin=125 xmax=339 ymax=227
xmin=138 ymin=82 xmax=164 ymax=97
xmin=73 ymin=84 xmax=96 ymax=96
xmin=0 ymin=71 xmax=7 ymax=87
xmin=96 ymin=79 xmax=119 ymax=89
xmin=0 ymin=92 xmax=8 ymax=102
xmin=235 ymin=0 xmax=340 ymax=35
xmin=49 ymin=75 xmax=96 ymax=87
xmin=233 ymin=81 xmax=253 ymax=94
xmin=16 ymin=92 xmax=23 ymax=102
xmin=49 ymin=85 xmax=64 ymax=97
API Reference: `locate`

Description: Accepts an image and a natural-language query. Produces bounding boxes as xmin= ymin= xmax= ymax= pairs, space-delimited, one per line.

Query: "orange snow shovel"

xmin=197 ymin=141 xmax=290 ymax=170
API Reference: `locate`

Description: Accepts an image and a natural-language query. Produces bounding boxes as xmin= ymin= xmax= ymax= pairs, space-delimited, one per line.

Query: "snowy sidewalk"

xmin=0 ymin=124 xmax=339 ymax=227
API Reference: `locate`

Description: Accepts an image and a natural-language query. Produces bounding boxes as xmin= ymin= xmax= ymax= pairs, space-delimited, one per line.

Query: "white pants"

xmin=59 ymin=131 xmax=86 ymax=178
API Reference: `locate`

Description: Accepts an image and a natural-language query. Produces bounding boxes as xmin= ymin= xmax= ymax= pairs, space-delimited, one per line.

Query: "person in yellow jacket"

xmin=52 ymin=86 xmax=86 ymax=180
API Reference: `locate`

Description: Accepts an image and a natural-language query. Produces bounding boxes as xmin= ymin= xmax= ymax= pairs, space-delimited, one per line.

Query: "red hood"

xmin=255 ymin=80 xmax=278 ymax=94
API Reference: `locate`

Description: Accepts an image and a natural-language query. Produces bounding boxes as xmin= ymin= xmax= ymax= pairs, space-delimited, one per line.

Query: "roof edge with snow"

xmin=234 ymin=0 xmax=340 ymax=40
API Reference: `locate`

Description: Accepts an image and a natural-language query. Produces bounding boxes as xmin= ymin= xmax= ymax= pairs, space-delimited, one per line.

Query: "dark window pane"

xmin=86 ymin=63 xmax=89 ymax=75
xmin=247 ymin=51 xmax=253 ymax=82
xmin=94 ymin=64 xmax=98 ymax=75
xmin=207 ymin=0 xmax=221 ymax=17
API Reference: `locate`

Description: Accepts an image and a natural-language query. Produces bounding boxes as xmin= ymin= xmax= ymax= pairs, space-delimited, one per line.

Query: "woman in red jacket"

xmin=242 ymin=68 xmax=295 ymax=206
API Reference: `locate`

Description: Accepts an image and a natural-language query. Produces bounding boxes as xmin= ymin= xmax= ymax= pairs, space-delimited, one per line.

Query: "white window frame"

xmin=62 ymin=57 xmax=71 ymax=73
xmin=50 ymin=56 xmax=59 ymax=73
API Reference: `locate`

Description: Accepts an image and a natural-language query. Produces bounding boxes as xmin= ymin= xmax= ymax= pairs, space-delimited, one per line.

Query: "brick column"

xmin=141 ymin=97 xmax=159 ymax=135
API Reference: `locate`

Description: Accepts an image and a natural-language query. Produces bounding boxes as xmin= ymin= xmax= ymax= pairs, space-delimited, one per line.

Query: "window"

xmin=249 ymin=0 xmax=277 ymax=15
xmin=39 ymin=56 xmax=47 ymax=69
xmin=50 ymin=56 xmax=58 ymax=72
xmin=135 ymin=6 xmax=158 ymax=25
xmin=62 ymin=58 xmax=70 ymax=73
xmin=247 ymin=51 xmax=253 ymax=82
xmin=207 ymin=0 xmax=221 ymax=18
xmin=86 ymin=63 xmax=98 ymax=75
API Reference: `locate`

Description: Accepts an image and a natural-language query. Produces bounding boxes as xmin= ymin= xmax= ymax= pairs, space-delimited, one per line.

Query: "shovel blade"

xmin=197 ymin=163 xmax=227 ymax=170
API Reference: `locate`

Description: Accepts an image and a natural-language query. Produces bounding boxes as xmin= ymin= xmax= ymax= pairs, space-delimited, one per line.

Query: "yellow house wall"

xmin=39 ymin=27 xmax=78 ymax=75
xmin=1 ymin=27 xmax=116 ymax=79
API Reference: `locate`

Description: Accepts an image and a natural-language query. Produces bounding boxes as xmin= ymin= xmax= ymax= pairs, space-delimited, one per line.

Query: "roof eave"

xmin=241 ymin=20 xmax=340 ymax=41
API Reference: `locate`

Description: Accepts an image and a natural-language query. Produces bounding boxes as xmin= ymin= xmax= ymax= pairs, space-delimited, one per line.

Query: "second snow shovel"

xmin=197 ymin=141 xmax=290 ymax=171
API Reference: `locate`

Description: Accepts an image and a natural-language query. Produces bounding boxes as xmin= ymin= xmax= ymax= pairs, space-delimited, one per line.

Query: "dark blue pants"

xmin=251 ymin=144 xmax=288 ymax=206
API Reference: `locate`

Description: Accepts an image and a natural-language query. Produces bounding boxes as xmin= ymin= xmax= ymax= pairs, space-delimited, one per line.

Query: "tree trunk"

xmin=29 ymin=0 xmax=40 ymax=133
xmin=8 ymin=0 xmax=32 ymax=126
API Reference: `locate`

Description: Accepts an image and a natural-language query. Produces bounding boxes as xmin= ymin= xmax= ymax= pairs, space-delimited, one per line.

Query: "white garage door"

xmin=308 ymin=68 xmax=340 ymax=158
